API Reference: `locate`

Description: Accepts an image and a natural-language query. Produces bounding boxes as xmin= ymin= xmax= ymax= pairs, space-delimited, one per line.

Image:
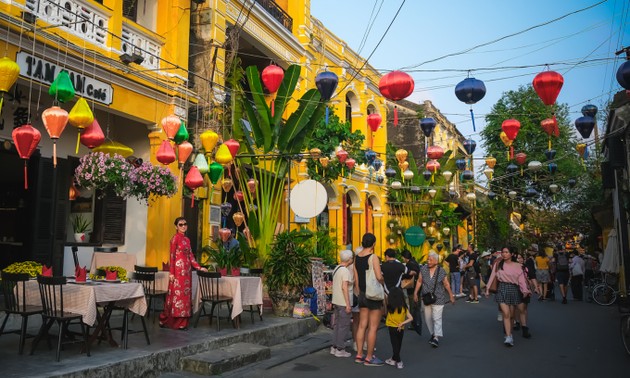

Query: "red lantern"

xmin=185 ymin=166 xmax=204 ymax=207
xmin=12 ymin=124 xmax=41 ymax=189
xmin=501 ymin=119 xmax=521 ymax=141
xmin=426 ymin=159 xmax=440 ymax=173
xmin=161 ymin=115 xmax=180 ymax=140
xmin=223 ymin=139 xmax=240 ymax=159
xmin=345 ymin=158 xmax=356 ymax=170
xmin=219 ymin=228 xmax=232 ymax=243
xmin=336 ymin=148 xmax=348 ymax=163
xmin=367 ymin=113 xmax=382 ymax=133
xmin=80 ymin=119 xmax=105 ymax=149
xmin=378 ymin=71 xmax=414 ymax=126
xmin=247 ymin=178 xmax=257 ymax=194
xmin=234 ymin=190 xmax=244 ymax=202
xmin=177 ymin=141 xmax=193 ymax=166
xmin=156 ymin=140 xmax=176 ymax=165
xmin=41 ymin=106 xmax=69 ymax=167
xmin=262 ymin=64 xmax=284 ymax=117
xmin=514 ymin=153 xmax=527 ymax=166
xmin=426 ymin=146 xmax=444 ymax=160
xmin=532 ymin=71 xmax=564 ymax=106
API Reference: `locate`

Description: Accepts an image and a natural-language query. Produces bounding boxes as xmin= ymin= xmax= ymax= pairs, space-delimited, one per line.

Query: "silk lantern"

xmin=335 ymin=148 xmax=348 ymax=163
xmin=462 ymin=170 xmax=474 ymax=181
xmin=398 ymin=161 xmax=409 ymax=171
xmin=488 ymin=191 xmax=497 ymax=200
xmin=532 ymin=70 xmax=564 ymax=106
xmin=193 ymin=153 xmax=209 ymax=174
xmin=426 ymin=160 xmax=440 ymax=182
xmin=315 ymin=70 xmax=338 ymax=124
xmin=247 ymin=178 xmax=258 ymax=194
xmin=161 ymin=115 xmax=181 ymax=140
xmin=420 ymin=117 xmax=437 ymax=137
xmin=484 ymin=168 xmax=494 ymax=181
xmin=427 ymin=146 xmax=444 ymax=160
xmin=548 ymin=162 xmax=558 ymax=174
xmin=0 ymin=57 xmax=20 ymax=117
xmin=455 ymin=159 xmax=467 ymax=171
xmin=345 ymin=158 xmax=356 ymax=171
xmin=177 ymin=141 xmax=193 ymax=166
xmin=80 ymin=119 xmax=105 ymax=149
xmin=319 ymin=156 xmax=329 ymax=168
xmin=463 ymin=139 xmax=476 ymax=155
xmin=310 ymin=148 xmax=321 ymax=158
xmin=616 ymin=60 xmax=630 ymax=90
xmin=93 ymin=141 xmax=133 ymax=157
xmin=403 ymin=169 xmax=414 ymax=181
xmin=541 ymin=117 xmax=560 ymax=150
xmin=502 ymin=119 xmax=521 ymax=141
xmin=485 ymin=156 xmax=496 ymax=169
xmin=232 ymin=211 xmax=245 ymax=227
xmin=200 ymin=130 xmax=219 ymax=154
xmin=508 ymin=191 xmax=517 ymax=199
xmin=365 ymin=150 xmax=377 ymax=167
xmin=234 ymin=190 xmax=244 ymax=202
xmin=12 ymin=124 xmax=41 ymax=189
xmin=454 ymin=77 xmax=486 ymax=131
xmin=367 ymin=113 xmax=382 ymax=148
xmin=223 ymin=139 xmax=240 ymax=159
xmin=261 ymin=64 xmax=284 ymax=116
xmin=507 ymin=163 xmax=518 ymax=174
xmin=214 ymin=144 xmax=233 ymax=165
xmin=156 ymin=140 xmax=176 ymax=165
xmin=379 ymin=70 xmax=414 ymax=125
xmin=48 ymin=70 xmax=75 ymax=103
xmin=395 ymin=149 xmax=408 ymax=164
xmin=221 ymin=178 xmax=233 ymax=192
xmin=545 ymin=149 xmax=557 ymax=161
xmin=42 ymin=106 xmax=69 ymax=167
xmin=173 ymin=120 xmax=189 ymax=144
xmin=515 ymin=152 xmax=527 ymax=175
xmin=185 ymin=166 xmax=204 ymax=207
xmin=391 ymin=181 xmax=402 ymax=190
xmin=575 ymin=116 xmax=595 ymax=139
xmin=68 ymin=97 xmax=94 ymax=153
xmin=422 ymin=170 xmax=432 ymax=181
xmin=208 ymin=162 xmax=224 ymax=185
xmin=581 ymin=104 xmax=598 ymax=118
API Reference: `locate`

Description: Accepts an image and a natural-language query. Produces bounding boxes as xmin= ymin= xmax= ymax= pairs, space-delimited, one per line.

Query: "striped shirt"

xmin=419 ymin=265 xmax=449 ymax=305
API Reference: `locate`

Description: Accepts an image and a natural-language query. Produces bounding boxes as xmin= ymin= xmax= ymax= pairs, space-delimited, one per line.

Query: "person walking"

xmin=445 ymin=247 xmax=463 ymax=298
xmin=413 ymin=251 xmax=455 ymax=348
xmin=330 ymin=250 xmax=354 ymax=358
xmin=485 ymin=247 xmax=531 ymax=347
xmin=384 ymin=288 xmax=412 ymax=369
xmin=353 ymin=233 xmax=385 ymax=366
xmin=159 ymin=217 xmax=208 ymax=330
xmin=554 ymin=247 xmax=571 ymax=304
xmin=400 ymin=250 xmax=420 ymax=329
xmin=570 ymin=252 xmax=585 ymax=301
xmin=535 ymin=250 xmax=551 ymax=301
xmin=464 ymin=245 xmax=480 ymax=303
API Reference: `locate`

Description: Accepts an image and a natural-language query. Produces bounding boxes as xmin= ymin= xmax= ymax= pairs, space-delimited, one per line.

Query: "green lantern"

xmin=193 ymin=153 xmax=209 ymax=174
xmin=208 ymin=162 xmax=224 ymax=185
xmin=48 ymin=70 xmax=75 ymax=102
xmin=173 ymin=120 xmax=189 ymax=144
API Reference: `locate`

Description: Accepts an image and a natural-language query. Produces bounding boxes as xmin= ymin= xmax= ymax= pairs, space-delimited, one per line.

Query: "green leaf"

xmin=242 ymin=98 xmax=264 ymax=148
xmin=246 ymin=66 xmax=272 ymax=151
xmin=277 ymin=89 xmax=322 ymax=152
xmin=247 ymin=210 xmax=260 ymax=240
xmin=272 ymin=65 xmax=301 ymax=127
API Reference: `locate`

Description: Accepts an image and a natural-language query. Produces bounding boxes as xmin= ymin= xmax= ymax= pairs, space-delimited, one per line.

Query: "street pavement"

xmin=244 ymin=295 xmax=629 ymax=377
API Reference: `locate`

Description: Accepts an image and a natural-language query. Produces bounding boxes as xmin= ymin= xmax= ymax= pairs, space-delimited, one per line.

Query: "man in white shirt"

xmin=330 ymin=249 xmax=354 ymax=357
xmin=570 ymin=252 xmax=586 ymax=301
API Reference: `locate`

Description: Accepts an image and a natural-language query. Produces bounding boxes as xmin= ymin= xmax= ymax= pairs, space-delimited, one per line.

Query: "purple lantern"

xmin=315 ymin=71 xmax=339 ymax=124
xmin=463 ymin=139 xmax=476 ymax=155
xmin=420 ymin=118 xmax=437 ymax=137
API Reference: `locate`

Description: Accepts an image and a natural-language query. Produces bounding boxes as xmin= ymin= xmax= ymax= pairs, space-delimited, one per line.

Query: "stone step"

xmin=180 ymin=342 xmax=271 ymax=376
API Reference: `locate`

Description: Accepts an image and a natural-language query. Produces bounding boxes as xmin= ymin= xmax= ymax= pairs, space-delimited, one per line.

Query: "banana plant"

xmin=232 ymin=64 xmax=326 ymax=260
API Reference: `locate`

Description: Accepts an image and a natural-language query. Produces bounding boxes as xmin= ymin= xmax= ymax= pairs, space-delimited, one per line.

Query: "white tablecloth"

xmin=24 ymin=280 xmax=147 ymax=326
xmin=90 ymin=252 xmax=138 ymax=275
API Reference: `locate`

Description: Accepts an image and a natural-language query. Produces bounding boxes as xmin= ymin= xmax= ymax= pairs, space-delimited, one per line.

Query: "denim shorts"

xmin=357 ymin=292 xmax=383 ymax=310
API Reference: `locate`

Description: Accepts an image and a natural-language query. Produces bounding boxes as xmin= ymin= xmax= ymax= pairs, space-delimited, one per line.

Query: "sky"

xmin=310 ymin=0 xmax=629 ymax=161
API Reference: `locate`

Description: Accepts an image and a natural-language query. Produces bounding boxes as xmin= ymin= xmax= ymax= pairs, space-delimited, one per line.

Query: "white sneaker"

xmin=504 ymin=335 xmax=514 ymax=347
xmin=353 ymin=342 xmax=358 ymax=352
xmin=330 ymin=346 xmax=336 ymax=355
xmin=456 ymin=293 xmax=466 ymax=298
xmin=334 ymin=349 xmax=352 ymax=358
xmin=397 ymin=361 xmax=404 ymax=369
xmin=385 ymin=358 xmax=396 ymax=366
xmin=497 ymin=312 xmax=503 ymax=321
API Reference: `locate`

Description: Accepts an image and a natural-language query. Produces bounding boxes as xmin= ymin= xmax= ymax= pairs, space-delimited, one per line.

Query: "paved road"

xmin=258 ymin=295 xmax=628 ymax=377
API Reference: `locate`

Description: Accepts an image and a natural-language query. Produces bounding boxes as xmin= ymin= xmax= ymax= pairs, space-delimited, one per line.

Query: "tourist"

xmin=570 ymin=252 xmax=585 ymax=301
xmin=554 ymin=246 xmax=571 ymax=304
xmin=464 ymin=245 xmax=480 ymax=303
xmin=353 ymin=233 xmax=385 ymax=366
xmin=400 ymin=249 xmax=420 ymax=328
xmin=384 ymin=287 xmax=412 ymax=369
xmin=535 ymin=250 xmax=551 ymax=301
xmin=445 ymin=246 xmax=463 ymax=298
xmin=159 ymin=217 xmax=208 ymax=330
xmin=413 ymin=251 xmax=455 ymax=348
xmin=330 ymin=249 xmax=354 ymax=358
xmin=381 ymin=248 xmax=407 ymax=293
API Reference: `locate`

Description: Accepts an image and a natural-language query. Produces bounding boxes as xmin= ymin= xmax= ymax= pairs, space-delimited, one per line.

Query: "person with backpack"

xmin=464 ymin=245 xmax=481 ymax=303
xmin=554 ymin=247 xmax=571 ymax=304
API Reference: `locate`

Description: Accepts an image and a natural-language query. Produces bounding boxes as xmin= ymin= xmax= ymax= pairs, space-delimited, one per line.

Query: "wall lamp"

xmin=119 ymin=52 xmax=144 ymax=65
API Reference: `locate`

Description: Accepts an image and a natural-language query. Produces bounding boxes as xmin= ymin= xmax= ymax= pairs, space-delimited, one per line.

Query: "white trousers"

xmin=423 ymin=304 xmax=444 ymax=337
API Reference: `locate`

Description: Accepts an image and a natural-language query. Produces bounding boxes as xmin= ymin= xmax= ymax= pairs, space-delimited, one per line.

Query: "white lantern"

xmin=528 ymin=161 xmax=542 ymax=171
xmin=403 ymin=169 xmax=414 ymax=181
xmin=391 ymin=181 xmax=402 ymax=190
xmin=442 ymin=170 xmax=453 ymax=182
xmin=508 ymin=190 xmax=517 ymax=199
xmin=483 ymin=168 xmax=494 ymax=181
xmin=549 ymin=184 xmax=559 ymax=193
xmin=428 ymin=189 xmax=437 ymax=198
xmin=442 ymin=227 xmax=450 ymax=236
xmin=466 ymin=192 xmax=477 ymax=201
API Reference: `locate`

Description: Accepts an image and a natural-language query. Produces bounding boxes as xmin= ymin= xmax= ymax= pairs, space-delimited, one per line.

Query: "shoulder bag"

xmin=365 ymin=254 xmax=385 ymax=301
xmin=421 ymin=267 xmax=440 ymax=306
xmin=488 ymin=260 xmax=501 ymax=294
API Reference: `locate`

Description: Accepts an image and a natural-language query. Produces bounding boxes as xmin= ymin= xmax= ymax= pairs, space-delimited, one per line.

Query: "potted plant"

xmin=264 ymin=229 xmax=313 ymax=316
xmin=238 ymin=231 xmax=259 ymax=275
xmin=203 ymin=241 xmax=243 ymax=276
xmin=72 ymin=214 xmax=91 ymax=243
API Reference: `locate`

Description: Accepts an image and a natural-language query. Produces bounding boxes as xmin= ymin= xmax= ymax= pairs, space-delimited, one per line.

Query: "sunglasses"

xmin=178 ymin=223 xmax=187 ymax=226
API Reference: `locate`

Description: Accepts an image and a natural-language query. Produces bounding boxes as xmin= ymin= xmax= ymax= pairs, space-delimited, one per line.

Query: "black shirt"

xmin=381 ymin=259 xmax=407 ymax=293
xmin=445 ymin=253 xmax=459 ymax=272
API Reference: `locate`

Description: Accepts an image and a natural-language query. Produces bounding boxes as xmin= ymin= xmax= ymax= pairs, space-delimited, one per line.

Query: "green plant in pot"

xmin=264 ymin=229 xmax=313 ymax=317
xmin=203 ymin=241 xmax=243 ymax=276
xmin=72 ymin=214 xmax=91 ymax=243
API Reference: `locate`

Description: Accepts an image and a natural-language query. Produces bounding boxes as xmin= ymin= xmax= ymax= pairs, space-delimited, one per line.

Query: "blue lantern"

xmin=365 ymin=150 xmax=377 ymax=166
xmin=315 ymin=71 xmax=338 ymax=124
xmin=568 ymin=178 xmax=577 ymax=188
xmin=463 ymin=139 xmax=476 ymax=155
xmin=455 ymin=77 xmax=486 ymax=131
xmin=544 ymin=149 xmax=556 ymax=161
xmin=581 ymin=104 xmax=598 ymax=118
xmin=455 ymin=159 xmax=467 ymax=171
xmin=488 ymin=191 xmax=497 ymax=200
xmin=461 ymin=170 xmax=474 ymax=181
xmin=385 ymin=167 xmax=397 ymax=178
xmin=507 ymin=164 xmax=518 ymax=174
xmin=575 ymin=116 xmax=595 ymax=139
xmin=526 ymin=188 xmax=538 ymax=197
xmin=372 ymin=159 xmax=383 ymax=171
xmin=617 ymin=60 xmax=630 ymax=90
xmin=548 ymin=162 xmax=558 ymax=174
xmin=422 ymin=170 xmax=432 ymax=181
xmin=420 ymin=118 xmax=437 ymax=137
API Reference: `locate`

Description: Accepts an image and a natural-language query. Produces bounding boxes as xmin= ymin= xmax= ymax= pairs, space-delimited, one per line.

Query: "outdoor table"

xmin=89 ymin=252 xmax=137 ymax=275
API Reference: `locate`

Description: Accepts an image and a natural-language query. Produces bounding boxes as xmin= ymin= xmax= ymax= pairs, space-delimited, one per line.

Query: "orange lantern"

xmin=485 ymin=156 xmax=496 ymax=169
xmin=395 ymin=149 xmax=408 ymax=164
xmin=161 ymin=115 xmax=181 ymax=140
xmin=232 ymin=211 xmax=245 ymax=227
xmin=12 ymin=124 xmax=41 ymax=189
xmin=42 ymin=106 xmax=69 ymax=167
xmin=221 ymin=178 xmax=233 ymax=192
xmin=177 ymin=141 xmax=193 ymax=166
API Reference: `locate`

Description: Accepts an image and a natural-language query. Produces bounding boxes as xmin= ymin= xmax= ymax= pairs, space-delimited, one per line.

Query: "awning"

xmin=601 ymin=228 xmax=620 ymax=273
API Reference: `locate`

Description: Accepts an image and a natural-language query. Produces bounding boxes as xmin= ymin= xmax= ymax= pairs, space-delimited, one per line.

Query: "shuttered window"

xmin=93 ymin=193 xmax=126 ymax=245
xmin=123 ymin=0 xmax=138 ymax=22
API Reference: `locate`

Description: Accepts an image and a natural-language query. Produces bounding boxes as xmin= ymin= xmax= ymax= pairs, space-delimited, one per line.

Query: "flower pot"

xmin=74 ymin=233 xmax=87 ymax=243
xmin=269 ymin=290 xmax=302 ymax=317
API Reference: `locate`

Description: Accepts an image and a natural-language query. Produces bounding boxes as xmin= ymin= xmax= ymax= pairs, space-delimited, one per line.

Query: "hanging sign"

xmin=16 ymin=52 xmax=113 ymax=105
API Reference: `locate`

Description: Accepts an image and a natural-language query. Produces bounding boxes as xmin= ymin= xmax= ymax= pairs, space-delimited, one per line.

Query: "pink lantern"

xmin=335 ymin=148 xmax=348 ymax=163
xmin=223 ymin=139 xmax=240 ymax=159
xmin=426 ymin=146 xmax=444 ymax=160
xmin=156 ymin=140 xmax=176 ymax=165
xmin=161 ymin=115 xmax=181 ymax=140
xmin=345 ymin=158 xmax=356 ymax=170
xmin=185 ymin=166 xmax=204 ymax=207
xmin=80 ymin=119 xmax=105 ymax=149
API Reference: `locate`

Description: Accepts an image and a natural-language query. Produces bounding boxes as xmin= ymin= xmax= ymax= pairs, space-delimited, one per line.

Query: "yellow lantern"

xmin=0 ymin=57 xmax=20 ymax=116
xmin=200 ymin=130 xmax=219 ymax=154
xmin=395 ymin=149 xmax=408 ymax=164
xmin=309 ymin=148 xmax=321 ymax=158
xmin=68 ymin=98 xmax=95 ymax=153
xmin=319 ymin=156 xmax=329 ymax=168
xmin=214 ymin=144 xmax=233 ymax=165
xmin=485 ymin=156 xmax=496 ymax=169
xmin=398 ymin=161 xmax=409 ymax=171
xmin=221 ymin=178 xmax=233 ymax=192
xmin=232 ymin=211 xmax=245 ymax=227
xmin=93 ymin=141 xmax=134 ymax=158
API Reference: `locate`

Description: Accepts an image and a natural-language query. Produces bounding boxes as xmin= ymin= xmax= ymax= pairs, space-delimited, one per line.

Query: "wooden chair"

xmin=30 ymin=275 xmax=90 ymax=362
xmin=0 ymin=272 xmax=43 ymax=354
xmin=193 ymin=271 xmax=233 ymax=330
xmin=241 ymin=268 xmax=264 ymax=323
xmin=131 ymin=269 xmax=167 ymax=323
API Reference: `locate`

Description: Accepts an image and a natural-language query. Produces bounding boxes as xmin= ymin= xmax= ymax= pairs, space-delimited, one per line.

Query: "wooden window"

xmin=123 ymin=0 xmax=138 ymax=21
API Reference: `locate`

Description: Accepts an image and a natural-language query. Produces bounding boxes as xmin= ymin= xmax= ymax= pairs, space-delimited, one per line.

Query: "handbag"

xmin=488 ymin=277 xmax=498 ymax=294
xmin=421 ymin=266 xmax=440 ymax=306
xmin=292 ymin=298 xmax=312 ymax=319
xmin=401 ymin=277 xmax=415 ymax=289
xmin=365 ymin=254 xmax=385 ymax=301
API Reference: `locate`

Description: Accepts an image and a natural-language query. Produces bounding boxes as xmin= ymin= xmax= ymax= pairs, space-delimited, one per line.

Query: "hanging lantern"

xmin=68 ymin=182 xmax=79 ymax=200
xmin=385 ymin=167 xmax=397 ymax=178
xmin=372 ymin=159 xmax=383 ymax=171
xmin=532 ymin=70 xmax=564 ymax=105
xmin=200 ymin=130 xmax=219 ymax=154
xmin=545 ymin=149 xmax=557 ymax=161
xmin=617 ymin=60 xmax=630 ymax=90
xmin=548 ymin=162 xmax=558 ymax=174
xmin=218 ymin=228 xmax=231 ymax=242
xmin=262 ymin=64 xmax=284 ymax=117
xmin=422 ymin=170 xmax=432 ymax=181
xmin=395 ymin=149 xmax=408 ymax=164
xmin=485 ymin=156 xmax=496 ymax=169
xmin=234 ymin=190 xmax=244 ymax=202
xmin=487 ymin=191 xmax=497 ymax=200
xmin=214 ymin=144 xmax=233 ymax=165
xmin=501 ymin=119 xmax=521 ymax=141
xmin=345 ymin=158 xmax=356 ymax=171
xmin=442 ymin=170 xmax=453 ymax=182
xmin=365 ymin=150 xmax=377 ymax=166
xmin=391 ymin=181 xmax=402 ymax=190
xmin=93 ymin=141 xmax=134 ymax=157
xmin=483 ymin=168 xmax=494 ymax=181
xmin=463 ymin=139 xmax=476 ymax=155
xmin=455 ymin=159 xmax=467 ymax=171
xmin=426 ymin=146 xmax=444 ymax=160
xmin=48 ymin=70 xmax=75 ymax=103
xmin=436 ymin=244 xmax=444 ymax=252
xmin=247 ymin=178 xmax=258 ymax=194
xmin=500 ymin=131 xmax=514 ymax=160
xmin=448 ymin=190 xmax=458 ymax=200
xmin=68 ymin=98 xmax=94 ymax=153
xmin=319 ymin=156 xmax=330 ymax=168
xmin=309 ymin=147 xmax=321 ymax=159
xmin=42 ymin=106 xmax=69 ymax=167
xmin=161 ymin=115 xmax=181 ymax=140
xmin=466 ymin=192 xmax=477 ymax=201
xmin=379 ymin=70 xmax=414 ymax=126
xmin=315 ymin=70 xmax=339 ymax=124
xmin=403 ymin=169 xmax=414 ymax=181
xmin=367 ymin=113 xmax=382 ymax=132
xmin=12 ymin=124 xmax=41 ymax=189
xmin=461 ymin=170 xmax=474 ymax=181
xmin=442 ymin=227 xmax=450 ymax=236
xmin=568 ymin=178 xmax=577 ymax=188
xmin=232 ymin=211 xmax=245 ymax=227
xmin=435 ymin=209 xmax=442 ymax=217
xmin=208 ymin=162 xmax=224 ymax=185
xmin=514 ymin=153 xmax=527 ymax=166
xmin=223 ymin=139 xmax=240 ymax=159
xmin=549 ymin=184 xmax=559 ymax=193
xmin=420 ymin=117 xmax=437 ymax=137
xmin=528 ymin=161 xmax=542 ymax=171
xmin=177 ymin=141 xmax=193 ymax=166
xmin=581 ymin=104 xmax=598 ymax=118
xmin=410 ymin=186 xmax=421 ymax=194
xmin=524 ymin=188 xmax=537 ymax=198
xmin=193 ymin=153 xmax=209 ymax=174
xmin=156 ymin=140 xmax=177 ymax=165
xmin=426 ymin=160 xmax=440 ymax=182
xmin=576 ymin=143 xmax=587 ymax=157
xmin=173 ymin=120 xmax=189 ymax=144
xmin=508 ymin=191 xmax=517 ymax=199
xmin=221 ymin=178 xmax=233 ymax=192
xmin=0 ymin=57 xmax=20 ymax=117
xmin=428 ymin=189 xmax=437 ymax=198
xmin=220 ymin=202 xmax=233 ymax=217
xmin=80 ymin=119 xmax=105 ymax=149
xmin=506 ymin=164 xmax=518 ymax=174
xmin=398 ymin=161 xmax=409 ymax=172
xmin=454 ymin=77 xmax=486 ymax=131
xmin=575 ymin=116 xmax=595 ymax=139
xmin=335 ymin=148 xmax=348 ymax=163
xmin=540 ymin=118 xmax=560 ymax=140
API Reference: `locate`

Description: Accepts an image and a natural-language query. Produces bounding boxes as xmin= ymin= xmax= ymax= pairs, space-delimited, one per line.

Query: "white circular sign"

xmin=290 ymin=179 xmax=328 ymax=219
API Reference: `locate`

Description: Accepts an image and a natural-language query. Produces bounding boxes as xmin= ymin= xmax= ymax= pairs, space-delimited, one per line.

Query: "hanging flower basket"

xmin=75 ymin=152 xmax=135 ymax=198
xmin=130 ymin=161 xmax=178 ymax=204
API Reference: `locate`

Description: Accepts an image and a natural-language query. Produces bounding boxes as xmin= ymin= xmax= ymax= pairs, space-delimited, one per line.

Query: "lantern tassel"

xmin=190 ymin=193 xmax=195 ymax=208
xmin=271 ymin=98 xmax=275 ymax=117
xmin=75 ymin=131 xmax=80 ymax=154
xmin=520 ymin=167 xmax=523 ymax=176
xmin=548 ymin=136 xmax=552 ymax=151
xmin=325 ymin=107 xmax=330 ymax=124
xmin=510 ymin=146 xmax=514 ymax=160
xmin=53 ymin=141 xmax=57 ymax=167
xmin=394 ymin=106 xmax=398 ymax=126
xmin=0 ymin=96 xmax=3 ymax=117
xmin=23 ymin=161 xmax=28 ymax=190
xmin=469 ymin=108 xmax=476 ymax=132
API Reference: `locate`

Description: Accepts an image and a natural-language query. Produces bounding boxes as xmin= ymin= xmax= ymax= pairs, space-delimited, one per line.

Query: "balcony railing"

xmin=121 ymin=22 xmax=162 ymax=71
xmin=25 ymin=0 xmax=109 ymax=47
xmin=255 ymin=0 xmax=293 ymax=32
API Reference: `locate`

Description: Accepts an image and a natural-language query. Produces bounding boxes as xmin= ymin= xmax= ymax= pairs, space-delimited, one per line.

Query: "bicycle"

xmin=592 ymin=273 xmax=619 ymax=306
xmin=585 ymin=274 xmax=604 ymax=303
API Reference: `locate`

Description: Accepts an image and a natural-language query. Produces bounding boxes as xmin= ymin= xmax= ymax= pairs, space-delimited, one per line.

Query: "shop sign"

xmin=16 ymin=51 xmax=113 ymax=105
xmin=404 ymin=226 xmax=426 ymax=247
